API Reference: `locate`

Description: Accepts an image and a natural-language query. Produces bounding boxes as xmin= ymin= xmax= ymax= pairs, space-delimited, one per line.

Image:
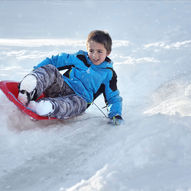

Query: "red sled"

xmin=0 ymin=81 xmax=56 ymax=120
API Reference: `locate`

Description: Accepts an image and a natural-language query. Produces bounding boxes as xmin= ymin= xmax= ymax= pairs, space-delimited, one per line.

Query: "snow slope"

xmin=1 ymin=0 xmax=191 ymax=190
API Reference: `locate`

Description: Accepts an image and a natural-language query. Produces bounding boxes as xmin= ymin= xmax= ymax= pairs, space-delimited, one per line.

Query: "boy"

xmin=18 ymin=30 xmax=123 ymax=125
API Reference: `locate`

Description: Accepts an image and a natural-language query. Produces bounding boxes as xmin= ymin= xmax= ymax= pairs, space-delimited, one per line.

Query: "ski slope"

xmin=1 ymin=1 xmax=191 ymax=190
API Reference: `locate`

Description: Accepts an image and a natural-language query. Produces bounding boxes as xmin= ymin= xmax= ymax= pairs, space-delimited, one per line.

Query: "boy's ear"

xmin=107 ymin=51 xmax=111 ymax=56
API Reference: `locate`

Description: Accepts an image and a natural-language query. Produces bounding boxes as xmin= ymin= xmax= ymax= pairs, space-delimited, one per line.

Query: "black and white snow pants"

xmin=28 ymin=64 xmax=87 ymax=119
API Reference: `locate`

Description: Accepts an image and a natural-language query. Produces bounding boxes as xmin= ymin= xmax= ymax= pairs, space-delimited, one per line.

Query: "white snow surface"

xmin=1 ymin=0 xmax=191 ymax=191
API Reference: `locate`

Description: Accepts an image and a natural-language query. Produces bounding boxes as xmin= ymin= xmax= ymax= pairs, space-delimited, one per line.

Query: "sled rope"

xmin=93 ymin=102 xmax=108 ymax=118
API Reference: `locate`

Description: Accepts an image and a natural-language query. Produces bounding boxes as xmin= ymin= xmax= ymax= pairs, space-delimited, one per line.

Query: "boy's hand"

xmin=108 ymin=115 xmax=123 ymax=126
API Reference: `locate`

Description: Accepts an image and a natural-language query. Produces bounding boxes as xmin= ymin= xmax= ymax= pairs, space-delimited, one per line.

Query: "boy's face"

xmin=87 ymin=40 xmax=110 ymax=65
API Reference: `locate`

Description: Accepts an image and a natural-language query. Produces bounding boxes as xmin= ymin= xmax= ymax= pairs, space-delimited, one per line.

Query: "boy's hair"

xmin=86 ymin=30 xmax=112 ymax=53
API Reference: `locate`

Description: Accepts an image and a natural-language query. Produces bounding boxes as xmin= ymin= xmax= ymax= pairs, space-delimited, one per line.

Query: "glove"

xmin=108 ymin=115 xmax=123 ymax=126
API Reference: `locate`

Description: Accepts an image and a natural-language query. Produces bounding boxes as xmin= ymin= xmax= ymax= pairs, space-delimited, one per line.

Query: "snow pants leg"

xmin=28 ymin=64 xmax=87 ymax=119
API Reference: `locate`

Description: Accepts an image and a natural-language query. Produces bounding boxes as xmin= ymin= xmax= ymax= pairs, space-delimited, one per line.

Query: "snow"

xmin=1 ymin=0 xmax=191 ymax=190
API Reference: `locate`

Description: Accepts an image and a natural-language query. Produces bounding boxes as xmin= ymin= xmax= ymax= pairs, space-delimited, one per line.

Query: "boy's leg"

xmin=19 ymin=64 xmax=74 ymax=104
xmin=19 ymin=64 xmax=87 ymax=119
xmin=33 ymin=64 xmax=74 ymax=98
xmin=29 ymin=94 xmax=87 ymax=119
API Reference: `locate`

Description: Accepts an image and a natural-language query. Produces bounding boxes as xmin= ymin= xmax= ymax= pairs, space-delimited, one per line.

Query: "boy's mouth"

xmin=93 ymin=59 xmax=99 ymax=63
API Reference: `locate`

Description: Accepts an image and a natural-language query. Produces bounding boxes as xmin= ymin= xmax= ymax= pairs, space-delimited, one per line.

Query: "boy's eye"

xmin=89 ymin=49 xmax=103 ymax=54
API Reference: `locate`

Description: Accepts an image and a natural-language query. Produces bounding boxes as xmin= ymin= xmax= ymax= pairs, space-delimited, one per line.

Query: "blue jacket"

xmin=34 ymin=50 xmax=122 ymax=118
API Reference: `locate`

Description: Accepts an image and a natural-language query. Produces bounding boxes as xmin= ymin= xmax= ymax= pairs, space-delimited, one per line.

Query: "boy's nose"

xmin=92 ymin=52 xmax=98 ymax=59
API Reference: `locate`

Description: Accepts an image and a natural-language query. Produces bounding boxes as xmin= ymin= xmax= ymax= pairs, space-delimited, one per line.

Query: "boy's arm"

xmin=33 ymin=53 xmax=77 ymax=70
xmin=104 ymin=69 xmax=123 ymax=125
xmin=106 ymin=90 xmax=122 ymax=117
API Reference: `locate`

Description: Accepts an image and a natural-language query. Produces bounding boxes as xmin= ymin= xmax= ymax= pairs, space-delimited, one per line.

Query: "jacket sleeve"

xmin=104 ymin=69 xmax=122 ymax=118
xmin=33 ymin=52 xmax=78 ymax=70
